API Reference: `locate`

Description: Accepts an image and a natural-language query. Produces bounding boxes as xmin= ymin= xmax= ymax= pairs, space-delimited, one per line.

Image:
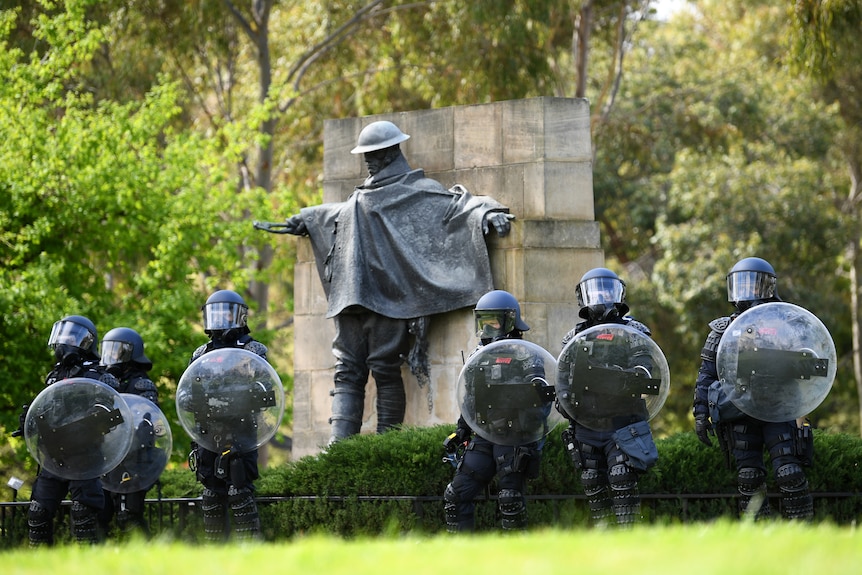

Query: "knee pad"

xmin=580 ymin=469 xmax=612 ymax=524
xmin=70 ymin=501 xmax=99 ymax=544
xmin=737 ymin=467 xmax=766 ymax=496
xmin=498 ymin=488 xmax=526 ymax=531
xmin=776 ymin=463 xmax=807 ymax=492
xmin=28 ymin=500 xmax=53 ymax=546
xmin=580 ymin=468 xmax=609 ymax=496
xmin=609 ymin=464 xmax=641 ymax=526
xmin=202 ymin=488 xmax=227 ymax=542
xmin=737 ymin=467 xmax=770 ymax=519
xmin=202 ymin=488 xmax=225 ymax=509
xmin=776 ymin=463 xmax=813 ymax=520
xmin=229 ymin=485 xmax=261 ymax=540
xmin=609 ymin=463 xmax=637 ymax=492
xmin=228 ymin=486 xmax=255 ymax=508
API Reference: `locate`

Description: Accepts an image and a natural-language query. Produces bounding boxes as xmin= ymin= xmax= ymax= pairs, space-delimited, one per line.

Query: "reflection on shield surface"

xmin=457 ymin=340 xmax=561 ymax=446
xmin=24 ymin=378 xmax=134 ymax=480
xmin=556 ymin=324 xmax=670 ymax=432
xmin=717 ymin=302 xmax=836 ymax=422
xmin=176 ymin=348 xmax=284 ymax=453
xmin=103 ymin=394 xmax=172 ymax=494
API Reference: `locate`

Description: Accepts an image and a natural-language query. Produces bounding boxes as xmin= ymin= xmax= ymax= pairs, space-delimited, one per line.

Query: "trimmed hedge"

xmin=155 ymin=425 xmax=862 ymax=537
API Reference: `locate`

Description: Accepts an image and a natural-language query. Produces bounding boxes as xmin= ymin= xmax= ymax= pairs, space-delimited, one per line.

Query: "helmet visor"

xmin=100 ymin=340 xmax=134 ymax=366
xmin=475 ymin=310 xmax=516 ymax=340
xmin=203 ymin=302 xmax=248 ymax=331
xmin=727 ymin=271 xmax=776 ymax=303
xmin=48 ymin=320 xmax=95 ymax=351
xmin=577 ymin=277 xmax=625 ymax=307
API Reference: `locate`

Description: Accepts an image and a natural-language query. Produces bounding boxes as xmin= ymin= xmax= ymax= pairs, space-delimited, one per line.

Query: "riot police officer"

xmin=25 ymin=315 xmax=121 ymax=546
xmin=557 ymin=268 xmax=658 ymax=527
xmin=443 ymin=290 xmax=547 ymax=532
xmin=693 ymin=257 xmax=814 ymax=520
xmin=188 ymin=290 xmax=268 ymax=541
xmin=99 ymin=327 xmax=159 ymax=537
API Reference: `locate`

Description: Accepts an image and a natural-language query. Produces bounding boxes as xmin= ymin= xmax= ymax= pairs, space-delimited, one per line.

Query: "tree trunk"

xmin=851 ymin=228 xmax=862 ymax=435
xmin=573 ymin=0 xmax=594 ymax=99
xmin=848 ymin=162 xmax=862 ymax=435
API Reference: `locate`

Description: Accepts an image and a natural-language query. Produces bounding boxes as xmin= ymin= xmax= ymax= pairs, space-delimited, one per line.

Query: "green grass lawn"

xmin=5 ymin=521 xmax=861 ymax=575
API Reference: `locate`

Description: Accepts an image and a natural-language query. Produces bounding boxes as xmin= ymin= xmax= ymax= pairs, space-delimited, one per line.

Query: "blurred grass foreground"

xmin=4 ymin=521 xmax=861 ymax=575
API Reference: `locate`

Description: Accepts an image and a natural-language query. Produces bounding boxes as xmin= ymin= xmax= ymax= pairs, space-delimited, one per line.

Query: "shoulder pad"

xmin=99 ymin=372 xmax=121 ymax=390
xmin=132 ymin=376 xmax=157 ymax=393
xmin=190 ymin=343 xmax=208 ymax=363
xmin=708 ymin=316 xmax=732 ymax=334
xmin=700 ymin=317 xmax=731 ymax=362
xmin=561 ymin=324 xmax=584 ymax=347
xmin=624 ymin=317 xmax=652 ymax=336
xmin=243 ymin=340 xmax=268 ymax=358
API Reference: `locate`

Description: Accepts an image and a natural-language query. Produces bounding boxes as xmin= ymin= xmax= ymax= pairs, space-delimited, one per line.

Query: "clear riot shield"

xmin=717 ymin=302 xmax=836 ymax=422
xmin=556 ymin=324 xmax=670 ymax=432
xmin=176 ymin=348 xmax=285 ymax=453
xmin=457 ymin=340 xmax=562 ymax=446
xmin=24 ymin=378 xmax=134 ymax=480
xmin=102 ymin=394 xmax=172 ymax=494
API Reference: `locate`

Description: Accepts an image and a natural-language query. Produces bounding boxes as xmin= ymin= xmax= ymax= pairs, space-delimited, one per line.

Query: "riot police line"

xmin=7 ymin=259 xmax=839 ymax=543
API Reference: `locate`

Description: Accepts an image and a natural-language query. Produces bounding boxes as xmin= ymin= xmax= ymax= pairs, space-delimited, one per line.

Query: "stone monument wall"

xmin=291 ymin=97 xmax=603 ymax=458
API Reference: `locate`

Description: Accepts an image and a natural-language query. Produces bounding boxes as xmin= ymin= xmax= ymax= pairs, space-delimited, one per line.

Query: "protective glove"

xmin=10 ymin=404 xmax=28 ymax=438
xmin=443 ymin=426 xmax=471 ymax=453
xmin=482 ymin=212 xmax=515 ymax=237
xmin=695 ymin=413 xmax=714 ymax=447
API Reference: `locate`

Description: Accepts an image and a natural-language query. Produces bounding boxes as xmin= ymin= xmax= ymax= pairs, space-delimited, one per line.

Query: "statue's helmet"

xmin=350 ymin=121 xmax=410 ymax=154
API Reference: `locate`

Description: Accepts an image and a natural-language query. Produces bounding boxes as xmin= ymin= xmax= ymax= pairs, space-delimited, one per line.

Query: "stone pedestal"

xmin=291 ymin=97 xmax=603 ymax=458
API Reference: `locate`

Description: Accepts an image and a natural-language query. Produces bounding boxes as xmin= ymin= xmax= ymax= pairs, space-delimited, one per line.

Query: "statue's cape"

xmin=300 ymin=167 xmax=507 ymax=319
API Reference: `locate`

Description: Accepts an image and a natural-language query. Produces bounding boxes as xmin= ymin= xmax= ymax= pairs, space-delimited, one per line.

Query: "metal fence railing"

xmin=2 ymin=491 xmax=859 ymax=547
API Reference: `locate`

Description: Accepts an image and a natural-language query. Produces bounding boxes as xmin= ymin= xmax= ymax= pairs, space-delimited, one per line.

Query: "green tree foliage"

xmin=788 ymin=0 xmax=862 ymax=433
xmin=590 ymin=1 xmax=854 ymax=434
xmin=0 ymin=2 xmax=278 ymax=460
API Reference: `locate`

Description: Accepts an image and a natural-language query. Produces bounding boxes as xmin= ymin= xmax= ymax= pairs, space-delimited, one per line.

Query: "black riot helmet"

xmin=48 ymin=315 xmax=100 ymax=363
xmin=726 ymin=257 xmax=778 ymax=311
xmin=576 ymin=267 xmax=628 ymax=322
xmin=202 ymin=289 xmax=249 ymax=339
xmin=100 ymin=327 xmax=152 ymax=372
xmin=474 ymin=290 xmax=530 ymax=344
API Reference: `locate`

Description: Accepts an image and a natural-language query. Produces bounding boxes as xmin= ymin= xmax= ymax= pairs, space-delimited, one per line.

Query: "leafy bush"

xmin=144 ymin=426 xmax=862 ymax=537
